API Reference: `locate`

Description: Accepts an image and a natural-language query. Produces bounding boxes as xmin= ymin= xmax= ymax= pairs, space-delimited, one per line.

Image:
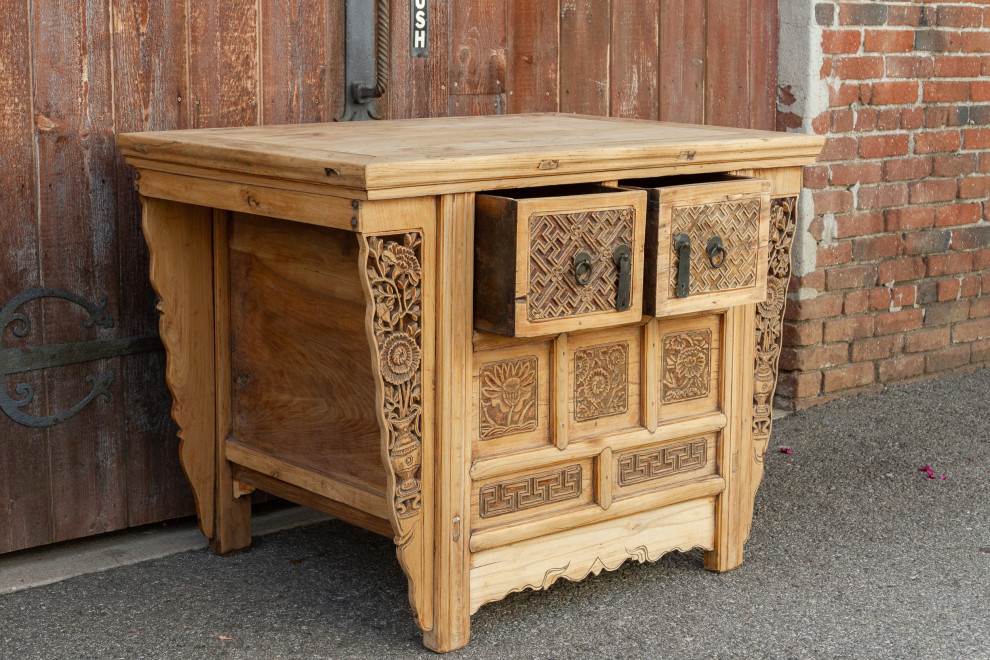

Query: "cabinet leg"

xmin=210 ymin=457 xmax=252 ymax=555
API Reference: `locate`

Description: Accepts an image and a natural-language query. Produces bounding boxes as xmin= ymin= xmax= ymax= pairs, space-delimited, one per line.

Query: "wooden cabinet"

xmin=118 ymin=114 xmax=823 ymax=652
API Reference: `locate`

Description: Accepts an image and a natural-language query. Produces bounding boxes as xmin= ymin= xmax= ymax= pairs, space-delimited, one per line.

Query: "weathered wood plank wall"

xmin=0 ymin=0 xmax=777 ymax=554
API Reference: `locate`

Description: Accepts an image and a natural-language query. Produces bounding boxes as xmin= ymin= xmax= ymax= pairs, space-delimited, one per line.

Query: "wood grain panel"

xmin=110 ymin=0 xmax=194 ymax=528
xmin=559 ymin=0 xmax=610 ymax=116
xmin=0 ymin=0 xmax=52 ymax=554
xmin=33 ymin=0 xmax=127 ymax=543
xmin=450 ymin=0 xmax=506 ymax=96
xmin=388 ymin=0 xmax=450 ymax=118
xmin=748 ymin=0 xmax=778 ymax=131
xmin=705 ymin=0 xmax=750 ymax=129
xmin=659 ymin=0 xmax=706 ymax=124
xmin=505 ymin=0 xmax=558 ymax=113
xmin=610 ymin=0 xmax=659 ymax=120
xmin=228 ymin=213 xmax=386 ymax=494
xmin=260 ymin=0 xmax=343 ymax=125
xmin=188 ymin=0 xmax=259 ymax=128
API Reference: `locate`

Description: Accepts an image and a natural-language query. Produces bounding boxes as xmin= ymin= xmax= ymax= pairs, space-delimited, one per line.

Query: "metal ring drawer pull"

xmin=573 ymin=251 xmax=593 ymax=285
xmin=706 ymin=236 xmax=727 ymax=269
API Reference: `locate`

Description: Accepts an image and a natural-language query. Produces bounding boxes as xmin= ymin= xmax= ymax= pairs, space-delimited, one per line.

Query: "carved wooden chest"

xmin=117 ymin=115 xmax=823 ymax=652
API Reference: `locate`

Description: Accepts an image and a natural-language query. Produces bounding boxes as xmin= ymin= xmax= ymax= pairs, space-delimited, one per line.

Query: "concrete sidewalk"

xmin=1 ymin=369 xmax=988 ymax=659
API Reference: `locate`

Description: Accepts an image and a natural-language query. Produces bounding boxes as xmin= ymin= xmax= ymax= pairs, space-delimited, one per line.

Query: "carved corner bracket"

xmin=360 ymin=231 xmax=430 ymax=628
xmin=753 ymin=197 xmax=798 ymax=464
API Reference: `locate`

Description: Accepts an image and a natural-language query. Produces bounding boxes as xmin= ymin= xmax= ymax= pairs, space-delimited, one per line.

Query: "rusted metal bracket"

xmin=0 ymin=287 xmax=163 ymax=428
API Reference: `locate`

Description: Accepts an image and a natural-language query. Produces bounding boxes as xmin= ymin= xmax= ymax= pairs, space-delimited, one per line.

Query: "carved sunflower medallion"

xmin=574 ymin=341 xmax=628 ymax=421
xmin=661 ymin=330 xmax=712 ymax=404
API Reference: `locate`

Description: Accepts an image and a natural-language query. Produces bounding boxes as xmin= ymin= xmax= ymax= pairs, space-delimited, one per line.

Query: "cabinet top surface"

xmin=118 ymin=114 xmax=825 ymax=195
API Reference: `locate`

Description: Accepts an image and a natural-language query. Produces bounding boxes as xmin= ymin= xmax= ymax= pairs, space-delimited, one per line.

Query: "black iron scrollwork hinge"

xmin=0 ymin=287 xmax=163 ymax=428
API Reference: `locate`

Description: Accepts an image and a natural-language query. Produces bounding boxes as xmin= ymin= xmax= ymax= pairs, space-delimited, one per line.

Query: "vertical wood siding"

xmin=0 ymin=0 xmax=777 ymax=553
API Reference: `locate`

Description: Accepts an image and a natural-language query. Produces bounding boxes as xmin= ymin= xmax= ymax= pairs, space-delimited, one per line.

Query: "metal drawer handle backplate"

xmin=706 ymin=236 xmax=727 ymax=269
xmin=674 ymin=233 xmax=691 ymax=298
xmin=573 ymin=251 xmax=593 ymax=285
xmin=613 ymin=244 xmax=632 ymax=312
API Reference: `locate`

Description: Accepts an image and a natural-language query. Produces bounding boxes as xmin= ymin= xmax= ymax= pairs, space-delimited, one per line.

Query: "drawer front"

xmin=475 ymin=188 xmax=647 ymax=337
xmin=637 ymin=178 xmax=770 ymax=316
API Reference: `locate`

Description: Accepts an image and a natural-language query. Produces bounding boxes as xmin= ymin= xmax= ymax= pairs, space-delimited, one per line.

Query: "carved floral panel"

xmin=661 ymin=329 xmax=712 ymax=404
xmin=479 ymin=356 xmax=539 ymax=440
xmin=479 ymin=465 xmax=582 ymax=518
xmin=573 ymin=341 xmax=628 ymax=421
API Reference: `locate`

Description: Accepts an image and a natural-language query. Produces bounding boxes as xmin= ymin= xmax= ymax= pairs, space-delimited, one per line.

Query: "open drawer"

xmin=620 ymin=174 xmax=771 ymax=316
xmin=474 ymin=185 xmax=647 ymax=337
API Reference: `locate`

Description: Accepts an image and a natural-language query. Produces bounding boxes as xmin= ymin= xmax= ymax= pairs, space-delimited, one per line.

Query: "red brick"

xmin=854 ymin=108 xmax=877 ymax=131
xmin=830 ymin=162 xmax=884 ymax=186
xmin=843 ymin=289 xmax=869 ymax=314
xmin=936 ymin=5 xmax=983 ymax=28
xmin=932 ymin=154 xmax=977 ymax=178
xmin=975 ymin=248 xmax=990 ymax=270
xmin=960 ymin=275 xmax=982 ymax=298
xmin=830 ymin=83 xmax=863 ymax=107
xmin=835 ymin=212 xmax=884 ymax=238
xmin=934 ymin=55 xmax=981 ymax=78
xmin=984 ymin=55 xmax=990 ymax=76
xmin=877 ymin=108 xmax=901 ymax=131
xmin=853 ymin=235 xmax=904 ymax=261
xmin=884 ymin=55 xmax=933 ymax=78
xmin=826 ymin=264 xmax=877 ymax=290
xmin=776 ymin=371 xmax=823 ymax=399
xmin=938 ymin=278 xmax=961 ymax=301
xmin=818 ymin=137 xmax=858 ymax=162
xmin=859 ymin=183 xmax=909 ymax=210
xmin=823 ymin=363 xmax=875 ymax=393
xmin=859 ymin=134 xmax=909 ymax=158
xmin=784 ymin=293 xmax=846 ymax=321
xmin=970 ymin=81 xmax=990 ymax=102
xmin=875 ymin=308 xmax=924 ymax=335
xmin=817 ymin=242 xmax=853 ymax=267
xmin=865 ymin=29 xmax=914 ymax=53
xmin=953 ymin=319 xmax=990 ymax=343
xmin=971 ymin=297 xmax=990 ymax=319
xmin=789 ymin=271 xmax=825 ymax=295
xmin=963 ymin=129 xmax=990 ymax=150
xmin=952 ymin=225 xmax=990 ymax=251
xmin=892 ymin=284 xmax=916 ymax=308
xmin=901 ymin=107 xmax=924 ymax=130
xmin=909 ymin=179 xmax=958 ymax=205
xmin=884 ymin=157 xmax=933 ymax=182
xmin=984 ymin=272 xmax=990 ymax=293
xmin=777 ymin=111 xmax=802 ymax=132
xmin=962 ymin=30 xmax=990 ymax=53
xmin=905 ymin=327 xmax=952 ymax=353
xmin=868 ymin=81 xmax=919 ymax=105
xmin=839 ymin=3 xmax=887 ymax=26
xmin=923 ymin=81 xmax=970 ymax=104
xmin=803 ymin=165 xmax=829 ymax=190
xmin=813 ymin=190 xmax=855 ymax=215
xmin=926 ymin=345 xmax=971 ymax=373
xmin=904 ymin=229 xmax=952 ymax=255
xmin=833 ymin=55 xmax=884 ymax=79
xmin=822 ymin=29 xmax=862 ymax=54
xmin=878 ymin=354 xmax=926 ymax=381
xmin=779 ymin=343 xmax=849 ymax=371
xmin=886 ymin=206 xmax=935 ymax=231
xmin=868 ymin=286 xmax=891 ymax=311
xmin=851 ymin=335 xmax=903 ymax=362
xmin=915 ymin=29 xmax=965 ymax=53
xmin=927 ymin=252 xmax=975 ymax=277
xmin=972 ymin=339 xmax=990 ymax=363
xmin=914 ymin=130 xmax=962 ymax=154
xmin=783 ymin=320 xmax=824 ymax=347
xmin=935 ymin=203 xmax=981 ymax=227
xmin=823 ymin=315 xmax=874 ymax=342
xmin=924 ymin=301 xmax=972 ymax=327
xmin=959 ymin=176 xmax=990 ymax=199
xmin=831 ymin=109 xmax=855 ymax=133
xmin=811 ymin=112 xmax=831 ymax=135
xmin=980 ymin=153 xmax=990 ymax=174
xmin=877 ymin=257 xmax=926 ymax=284
xmin=888 ymin=5 xmax=921 ymax=26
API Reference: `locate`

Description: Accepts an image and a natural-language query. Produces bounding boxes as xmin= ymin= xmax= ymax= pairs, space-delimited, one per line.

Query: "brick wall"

xmin=777 ymin=1 xmax=990 ymax=409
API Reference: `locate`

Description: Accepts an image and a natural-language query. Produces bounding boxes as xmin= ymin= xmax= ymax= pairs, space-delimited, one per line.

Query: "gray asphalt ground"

xmin=1 ymin=369 xmax=988 ymax=659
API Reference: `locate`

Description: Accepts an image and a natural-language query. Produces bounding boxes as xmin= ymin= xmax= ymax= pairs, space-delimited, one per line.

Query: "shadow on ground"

xmin=1 ymin=369 xmax=988 ymax=659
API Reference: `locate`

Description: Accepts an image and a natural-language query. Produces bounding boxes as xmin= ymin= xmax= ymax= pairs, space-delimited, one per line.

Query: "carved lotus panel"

xmin=479 ymin=356 xmax=539 ymax=440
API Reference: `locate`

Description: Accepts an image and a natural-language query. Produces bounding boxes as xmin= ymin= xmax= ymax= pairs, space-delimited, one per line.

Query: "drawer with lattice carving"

xmin=474 ymin=185 xmax=647 ymax=337
xmin=621 ymin=175 xmax=771 ymax=316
